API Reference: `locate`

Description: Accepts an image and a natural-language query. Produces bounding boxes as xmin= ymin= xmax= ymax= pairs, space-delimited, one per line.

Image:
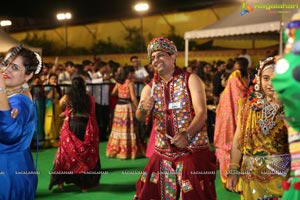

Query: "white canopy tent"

xmin=183 ymin=0 xmax=298 ymax=66
xmin=0 ymin=28 xmax=42 ymax=54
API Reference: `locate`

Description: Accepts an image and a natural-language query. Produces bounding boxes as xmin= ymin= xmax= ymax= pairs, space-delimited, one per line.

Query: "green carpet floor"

xmin=33 ymin=142 xmax=240 ymax=200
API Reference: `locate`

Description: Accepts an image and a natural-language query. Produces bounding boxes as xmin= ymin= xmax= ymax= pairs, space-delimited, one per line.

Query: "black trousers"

xmin=207 ymin=109 xmax=216 ymax=143
xmin=96 ymin=103 xmax=110 ymax=141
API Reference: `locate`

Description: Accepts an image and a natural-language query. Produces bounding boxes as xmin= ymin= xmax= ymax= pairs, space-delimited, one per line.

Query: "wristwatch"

xmin=138 ymin=102 xmax=147 ymax=114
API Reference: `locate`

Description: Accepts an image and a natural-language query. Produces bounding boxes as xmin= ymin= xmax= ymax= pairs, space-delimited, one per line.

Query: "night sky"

xmin=1 ymin=0 xmax=234 ymax=32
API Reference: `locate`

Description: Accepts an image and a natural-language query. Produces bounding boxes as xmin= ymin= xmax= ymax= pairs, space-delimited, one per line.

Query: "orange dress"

xmin=214 ymin=70 xmax=249 ymax=186
xmin=106 ymin=79 xmax=146 ymax=159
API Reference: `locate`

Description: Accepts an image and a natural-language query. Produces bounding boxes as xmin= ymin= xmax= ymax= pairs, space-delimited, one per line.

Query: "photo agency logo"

xmin=240 ymin=2 xmax=254 ymax=16
xmin=241 ymin=1 xmax=299 ymax=15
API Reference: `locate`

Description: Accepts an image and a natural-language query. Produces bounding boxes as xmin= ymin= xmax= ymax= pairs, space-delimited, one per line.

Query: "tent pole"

xmin=279 ymin=28 xmax=283 ymax=55
xmin=185 ymin=39 xmax=189 ymax=67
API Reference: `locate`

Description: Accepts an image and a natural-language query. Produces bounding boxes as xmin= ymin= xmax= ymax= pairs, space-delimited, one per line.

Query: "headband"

xmin=1 ymin=44 xmax=23 ymax=67
xmin=254 ymin=57 xmax=275 ymax=99
xmin=34 ymin=52 xmax=42 ymax=74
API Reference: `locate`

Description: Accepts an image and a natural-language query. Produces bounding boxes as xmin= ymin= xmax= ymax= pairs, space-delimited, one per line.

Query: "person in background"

xmin=39 ymin=62 xmax=51 ymax=84
xmin=91 ymin=61 xmax=110 ymax=141
xmin=214 ymin=57 xmax=250 ymax=188
xmin=197 ymin=62 xmax=213 ymax=104
xmin=49 ymin=77 xmax=101 ymax=192
xmin=131 ymin=56 xmax=151 ymax=146
xmin=81 ymin=59 xmax=93 ymax=80
xmin=212 ymin=60 xmax=226 ymax=105
xmin=221 ymin=59 xmax=235 ymax=88
xmin=130 ymin=55 xmax=149 ymax=98
xmin=108 ymin=60 xmax=121 ymax=83
xmin=31 ymin=76 xmax=45 ymax=148
xmin=226 ymin=57 xmax=290 ymax=199
xmin=238 ymin=48 xmax=252 ymax=68
xmin=0 ymin=45 xmax=42 ymax=200
xmin=210 ymin=60 xmax=226 ymax=144
xmin=58 ymin=61 xmax=76 ymax=95
xmin=106 ymin=65 xmax=146 ymax=159
xmin=186 ymin=65 xmax=197 ymax=74
xmin=108 ymin=60 xmax=121 ymax=133
xmin=131 ymin=55 xmax=149 ymax=84
xmin=76 ymin=63 xmax=91 ymax=83
xmin=188 ymin=59 xmax=200 ymax=70
xmin=51 ymin=63 xmax=64 ymax=77
xmin=43 ymin=73 xmax=63 ymax=147
xmin=58 ymin=61 xmax=75 ymax=84
xmin=197 ymin=61 xmax=215 ymax=143
xmin=134 ymin=37 xmax=216 ymax=199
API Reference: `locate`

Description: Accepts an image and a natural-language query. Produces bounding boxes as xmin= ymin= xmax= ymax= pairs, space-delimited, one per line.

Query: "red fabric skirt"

xmin=49 ymin=96 xmax=100 ymax=190
xmin=135 ymin=149 xmax=217 ymax=200
xmin=145 ymin=124 xmax=156 ymax=158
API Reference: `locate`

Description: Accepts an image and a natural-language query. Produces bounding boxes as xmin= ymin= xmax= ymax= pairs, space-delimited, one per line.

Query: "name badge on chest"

xmin=168 ymin=102 xmax=182 ymax=110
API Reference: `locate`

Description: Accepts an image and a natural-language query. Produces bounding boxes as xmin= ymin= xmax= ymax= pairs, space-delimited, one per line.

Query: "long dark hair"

xmin=116 ymin=65 xmax=135 ymax=84
xmin=235 ymin=57 xmax=249 ymax=78
xmin=68 ymin=77 xmax=90 ymax=114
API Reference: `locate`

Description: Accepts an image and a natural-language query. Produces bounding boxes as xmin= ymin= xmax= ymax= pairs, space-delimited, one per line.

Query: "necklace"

xmin=6 ymin=87 xmax=28 ymax=97
xmin=258 ymin=98 xmax=280 ymax=136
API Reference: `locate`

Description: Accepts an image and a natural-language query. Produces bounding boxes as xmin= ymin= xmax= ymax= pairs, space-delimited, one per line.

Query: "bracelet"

xmin=226 ymin=169 xmax=240 ymax=177
xmin=181 ymin=131 xmax=192 ymax=143
xmin=229 ymin=163 xmax=240 ymax=168
xmin=0 ymin=87 xmax=7 ymax=93
xmin=138 ymin=102 xmax=147 ymax=114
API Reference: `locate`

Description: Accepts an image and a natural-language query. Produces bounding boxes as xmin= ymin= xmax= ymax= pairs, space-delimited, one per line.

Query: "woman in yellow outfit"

xmin=44 ymin=73 xmax=63 ymax=147
xmin=226 ymin=57 xmax=290 ymax=200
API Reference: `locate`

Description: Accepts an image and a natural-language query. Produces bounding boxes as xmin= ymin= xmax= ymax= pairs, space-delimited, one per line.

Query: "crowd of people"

xmin=1 ymin=14 xmax=300 ymax=200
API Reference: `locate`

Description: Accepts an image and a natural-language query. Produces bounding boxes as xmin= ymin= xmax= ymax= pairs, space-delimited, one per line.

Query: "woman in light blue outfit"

xmin=0 ymin=45 xmax=42 ymax=200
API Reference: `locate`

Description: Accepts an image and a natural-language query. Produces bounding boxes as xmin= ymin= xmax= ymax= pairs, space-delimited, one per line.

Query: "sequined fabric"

xmin=152 ymin=67 xmax=209 ymax=158
xmin=147 ymin=37 xmax=177 ymax=62
xmin=237 ymin=98 xmax=290 ymax=199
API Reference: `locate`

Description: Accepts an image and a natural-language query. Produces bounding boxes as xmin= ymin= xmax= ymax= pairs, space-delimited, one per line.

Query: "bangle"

xmin=181 ymin=131 xmax=192 ymax=143
xmin=138 ymin=102 xmax=147 ymax=114
xmin=0 ymin=87 xmax=7 ymax=93
xmin=229 ymin=163 xmax=240 ymax=168
xmin=226 ymin=169 xmax=240 ymax=177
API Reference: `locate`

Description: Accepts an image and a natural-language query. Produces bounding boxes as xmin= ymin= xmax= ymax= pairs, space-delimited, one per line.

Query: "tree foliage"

xmin=19 ymin=27 xmax=195 ymax=55
xmin=21 ymin=33 xmax=55 ymax=56
xmin=123 ymin=26 xmax=146 ymax=53
xmin=92 ymin=37 xmax=125 ymax=54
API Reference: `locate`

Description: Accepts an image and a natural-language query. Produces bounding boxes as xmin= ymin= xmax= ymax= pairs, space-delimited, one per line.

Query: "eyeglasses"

xmin=0 ymin=63 xmax=23 ymax=72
